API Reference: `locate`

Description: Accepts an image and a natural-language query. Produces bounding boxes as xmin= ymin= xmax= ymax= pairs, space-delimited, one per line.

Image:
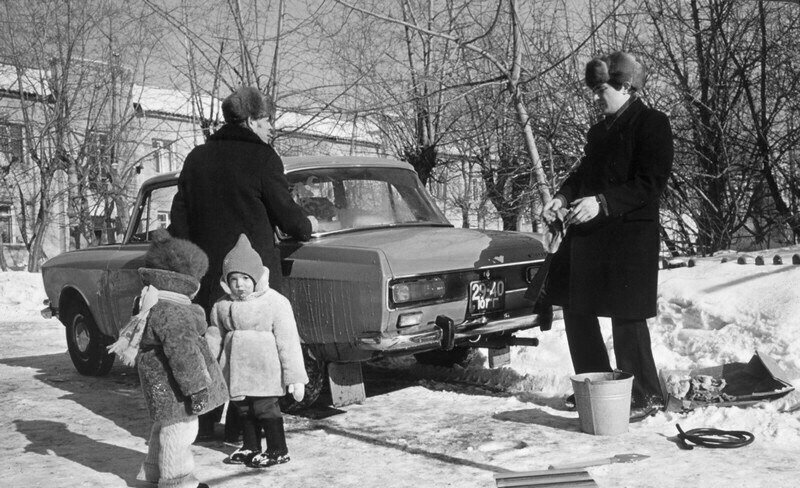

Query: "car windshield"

xmin=287 ymin=166 xmax=450 ymax=235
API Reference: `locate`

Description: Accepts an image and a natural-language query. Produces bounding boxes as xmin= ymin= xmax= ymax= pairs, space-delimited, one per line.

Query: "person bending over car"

xmin=168 ymin=85 xmax=314 ymax=441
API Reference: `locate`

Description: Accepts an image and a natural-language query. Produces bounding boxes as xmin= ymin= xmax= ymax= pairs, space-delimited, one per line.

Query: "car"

xmin=41 ymin=156 xmax=550 ymax=409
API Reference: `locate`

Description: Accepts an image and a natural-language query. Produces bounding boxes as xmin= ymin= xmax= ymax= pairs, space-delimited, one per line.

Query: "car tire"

xmin=279 ymin=345 xmax=327 ymax=413
xmin=413 ymin=346 xmax=478 ymax=368
xmin=63 ymin=301 xmax=115 ymax=376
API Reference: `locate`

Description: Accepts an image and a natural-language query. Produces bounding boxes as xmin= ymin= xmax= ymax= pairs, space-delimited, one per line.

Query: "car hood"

xmin=307 ymin=226 xmax=546 ymax=277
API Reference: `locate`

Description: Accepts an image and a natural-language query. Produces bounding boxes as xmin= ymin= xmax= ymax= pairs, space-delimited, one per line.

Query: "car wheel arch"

xmin=58 ymin=286 xmax=93 ymax=323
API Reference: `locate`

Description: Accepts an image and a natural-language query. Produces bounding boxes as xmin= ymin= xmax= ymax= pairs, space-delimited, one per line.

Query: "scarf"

xmin=106 ymin=285 xmax=192 ymax=366
xmin=603 ymin=95 xmax=636 ymax=130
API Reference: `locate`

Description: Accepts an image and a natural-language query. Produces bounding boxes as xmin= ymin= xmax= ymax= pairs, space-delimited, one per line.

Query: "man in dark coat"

xmin=169 ymin=86 xmax=312 ymax=311
xmin=542 ymin=52 xmax=673 ymax=412
xmin=168 ymin=85 xmax=313 ymax=440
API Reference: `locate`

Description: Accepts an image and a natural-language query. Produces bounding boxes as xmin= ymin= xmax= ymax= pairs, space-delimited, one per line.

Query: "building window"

xmin=0 ymin=203 xmax=11 ymax=244
xmin=157 ymin=211 xmax=169 ymax=229
xmin=86 ymin=131 xmax=110 ymax=190
xmin=153 ymin=139 xmax=174 ymax=173
xmin=86 ymin=131 xmax=109 ymax=168
xmin=0 ymin=123 xmax=24 ymax=169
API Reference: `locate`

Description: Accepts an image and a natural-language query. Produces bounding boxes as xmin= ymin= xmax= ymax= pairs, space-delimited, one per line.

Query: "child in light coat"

xmin=206 ymin=234 xmax=308 ymax=468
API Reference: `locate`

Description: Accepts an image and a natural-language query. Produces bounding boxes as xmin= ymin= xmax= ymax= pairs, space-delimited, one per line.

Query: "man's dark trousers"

xmin=563 ymin=308 xmax=662 ymax=405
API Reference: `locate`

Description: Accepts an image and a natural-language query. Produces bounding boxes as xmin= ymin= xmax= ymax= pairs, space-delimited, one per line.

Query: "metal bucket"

xmin=570 ymin=371 xmax=633 ymax=436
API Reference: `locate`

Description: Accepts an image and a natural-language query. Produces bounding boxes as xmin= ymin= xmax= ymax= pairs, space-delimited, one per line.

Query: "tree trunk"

xmin=0 ymin=243 xmax=7 ymax=271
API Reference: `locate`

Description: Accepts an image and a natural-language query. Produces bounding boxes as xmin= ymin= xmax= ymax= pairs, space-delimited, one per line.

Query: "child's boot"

xmin=224 ymin=403 xmax=243 ymax=445
xmin=227 ymin=412 xmax=260 ymax=465
xmin=251 ymin=418 xmax=289 ymax=467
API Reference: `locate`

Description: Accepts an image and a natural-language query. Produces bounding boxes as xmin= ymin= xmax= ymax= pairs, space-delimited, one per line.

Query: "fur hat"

xmin=221 ymin=86 xmax=273 ymax=124
xmin=222 ymin=234 xmax=264 ymax=284
xmin=144 ymin=228 xmax=208 ymax=280
xmin=585 ymin=52 xmax=645 ymax=90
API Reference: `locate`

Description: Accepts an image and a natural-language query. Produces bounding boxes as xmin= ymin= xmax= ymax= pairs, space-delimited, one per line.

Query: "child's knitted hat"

xmin=222 ymin=234 xmax=264 ymax=284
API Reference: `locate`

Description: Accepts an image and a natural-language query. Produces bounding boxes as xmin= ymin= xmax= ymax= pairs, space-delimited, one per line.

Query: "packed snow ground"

xmin=1 ymin=246 xmax=799 ymax=487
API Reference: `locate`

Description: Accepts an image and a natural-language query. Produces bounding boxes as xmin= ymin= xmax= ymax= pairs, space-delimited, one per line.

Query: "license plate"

xmin=468 ymin=279 xmax=505 ymax=316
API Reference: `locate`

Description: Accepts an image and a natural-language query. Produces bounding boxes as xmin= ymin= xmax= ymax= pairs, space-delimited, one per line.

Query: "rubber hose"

xmin=675 ymin=423 xmax=755 ymax=450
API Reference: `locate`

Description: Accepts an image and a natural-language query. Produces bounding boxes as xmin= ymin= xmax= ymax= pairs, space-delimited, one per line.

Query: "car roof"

xmin=283 ymin=155 xmax=414 ymax=172
xmin=141 ymin=156 xmax=414 ymax=187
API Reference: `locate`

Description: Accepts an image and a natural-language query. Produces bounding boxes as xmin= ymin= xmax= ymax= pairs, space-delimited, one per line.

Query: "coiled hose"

xmin=676 ymin=423 xmax=755 ymax=450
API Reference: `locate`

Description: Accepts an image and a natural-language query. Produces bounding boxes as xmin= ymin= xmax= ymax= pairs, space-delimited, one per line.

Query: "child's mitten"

xmin=190 ymin=389 xmax=209 ymax=414
xmin=288 ymin=383 xmax=305 ymax=402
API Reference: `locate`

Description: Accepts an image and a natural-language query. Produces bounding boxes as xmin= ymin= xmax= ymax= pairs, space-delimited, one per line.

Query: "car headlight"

xmin=391 ymin=277 xmax=446 ymax=305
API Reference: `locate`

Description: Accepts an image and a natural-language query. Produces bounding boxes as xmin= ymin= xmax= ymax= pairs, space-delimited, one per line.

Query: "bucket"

xmin=570 ymin=371 xmax=633 ymax=436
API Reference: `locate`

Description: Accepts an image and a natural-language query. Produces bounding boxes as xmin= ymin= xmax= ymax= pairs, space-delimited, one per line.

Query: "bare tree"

xmin=644 ymin=0 xmax=800 ymax=253
xmin=0 ymin=0 xmax=165 ymax=268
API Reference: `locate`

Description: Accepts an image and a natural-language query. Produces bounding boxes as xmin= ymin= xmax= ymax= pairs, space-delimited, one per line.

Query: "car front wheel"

xmin=64 ymin=302 xmax=115 ymax=376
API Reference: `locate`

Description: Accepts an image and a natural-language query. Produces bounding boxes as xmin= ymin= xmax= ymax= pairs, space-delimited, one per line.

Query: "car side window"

xmin=129 ymin=185 xmax=178 ymax=242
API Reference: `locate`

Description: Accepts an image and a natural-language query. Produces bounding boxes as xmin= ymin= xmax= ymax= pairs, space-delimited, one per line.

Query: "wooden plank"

xmin=495 ymin=468 xmax=597 ymax=488
xmin=488 ymin=346 xmax=511 ymax=368
xmin=497 ymin=481 xmax=597 ymax=488
xmin=495 ymin=467 xmax=594 ymax=480
xmin=328 ymin=361 xmax=366 ymax=407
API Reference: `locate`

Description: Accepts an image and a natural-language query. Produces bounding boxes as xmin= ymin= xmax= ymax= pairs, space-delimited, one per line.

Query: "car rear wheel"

xmin=279 ymin=345 xmax=326 ymax=413
xmin=64 ymin=302 xmax=115 ymax=376
xmin=414 ymin=346 xmax=479 ymax=368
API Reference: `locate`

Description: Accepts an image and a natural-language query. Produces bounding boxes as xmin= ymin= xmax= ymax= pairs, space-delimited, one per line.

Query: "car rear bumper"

xmin=40 ymin=299 xmax=57 ymax=319
xmin=355 ymin=314 xmax=537 ymax=353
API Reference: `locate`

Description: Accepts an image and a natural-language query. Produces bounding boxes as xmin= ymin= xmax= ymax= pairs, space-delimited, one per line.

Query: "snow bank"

xmin=653 ymin=253 xmax=800 ymax=381
xmin=487 ymin=248 xmax=800 ymax=400
xmin=0 ymin=271 xmax=49 ymax=322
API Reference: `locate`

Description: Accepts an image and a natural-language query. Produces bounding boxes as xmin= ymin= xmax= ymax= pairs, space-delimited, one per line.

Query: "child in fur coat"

xmin=206 ymin=234 xmax=308 ymax=468
xmin=109 ymin=229 xmax=228 ymax=488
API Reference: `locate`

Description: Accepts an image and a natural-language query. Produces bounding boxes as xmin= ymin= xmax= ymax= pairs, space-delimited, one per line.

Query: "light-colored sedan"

xmin=41 ymin=156 xmax=549 ymax=408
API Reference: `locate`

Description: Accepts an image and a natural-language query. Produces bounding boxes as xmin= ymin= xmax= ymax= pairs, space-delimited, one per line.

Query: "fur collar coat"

xmin=206 ymin=267 xmax=308 ymax=399
xmin=136 ymin=267 xmax=229 ymax=422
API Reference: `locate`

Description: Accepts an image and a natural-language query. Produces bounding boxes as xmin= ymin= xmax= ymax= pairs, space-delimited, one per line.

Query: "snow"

xmin=2 ymin=246 xmax=800 ymax=487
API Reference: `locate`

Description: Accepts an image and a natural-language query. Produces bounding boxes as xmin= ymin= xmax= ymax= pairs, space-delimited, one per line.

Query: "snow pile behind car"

xmin=0 ymin=271 xmax=49 ymax=321
xmin=510 ymin=246 xmax=800 ymax=401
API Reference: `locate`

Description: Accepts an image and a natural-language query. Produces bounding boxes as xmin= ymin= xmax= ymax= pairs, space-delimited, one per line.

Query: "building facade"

xmin=0 ymin=65 xmax=387 ymax=269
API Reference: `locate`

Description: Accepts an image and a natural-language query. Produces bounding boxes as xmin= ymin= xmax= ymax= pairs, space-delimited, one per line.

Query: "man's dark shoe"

xmin=631 ymin=394 xmax=665 ymax=410
xmin=630 ymin=394 xmax=665 ymax=420
xmin=564 ymin=394 xmax=576 ymax=411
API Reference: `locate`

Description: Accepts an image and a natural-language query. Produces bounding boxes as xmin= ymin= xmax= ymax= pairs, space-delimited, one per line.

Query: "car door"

xmin=104 ymin=183 xmax=177 ymax=335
